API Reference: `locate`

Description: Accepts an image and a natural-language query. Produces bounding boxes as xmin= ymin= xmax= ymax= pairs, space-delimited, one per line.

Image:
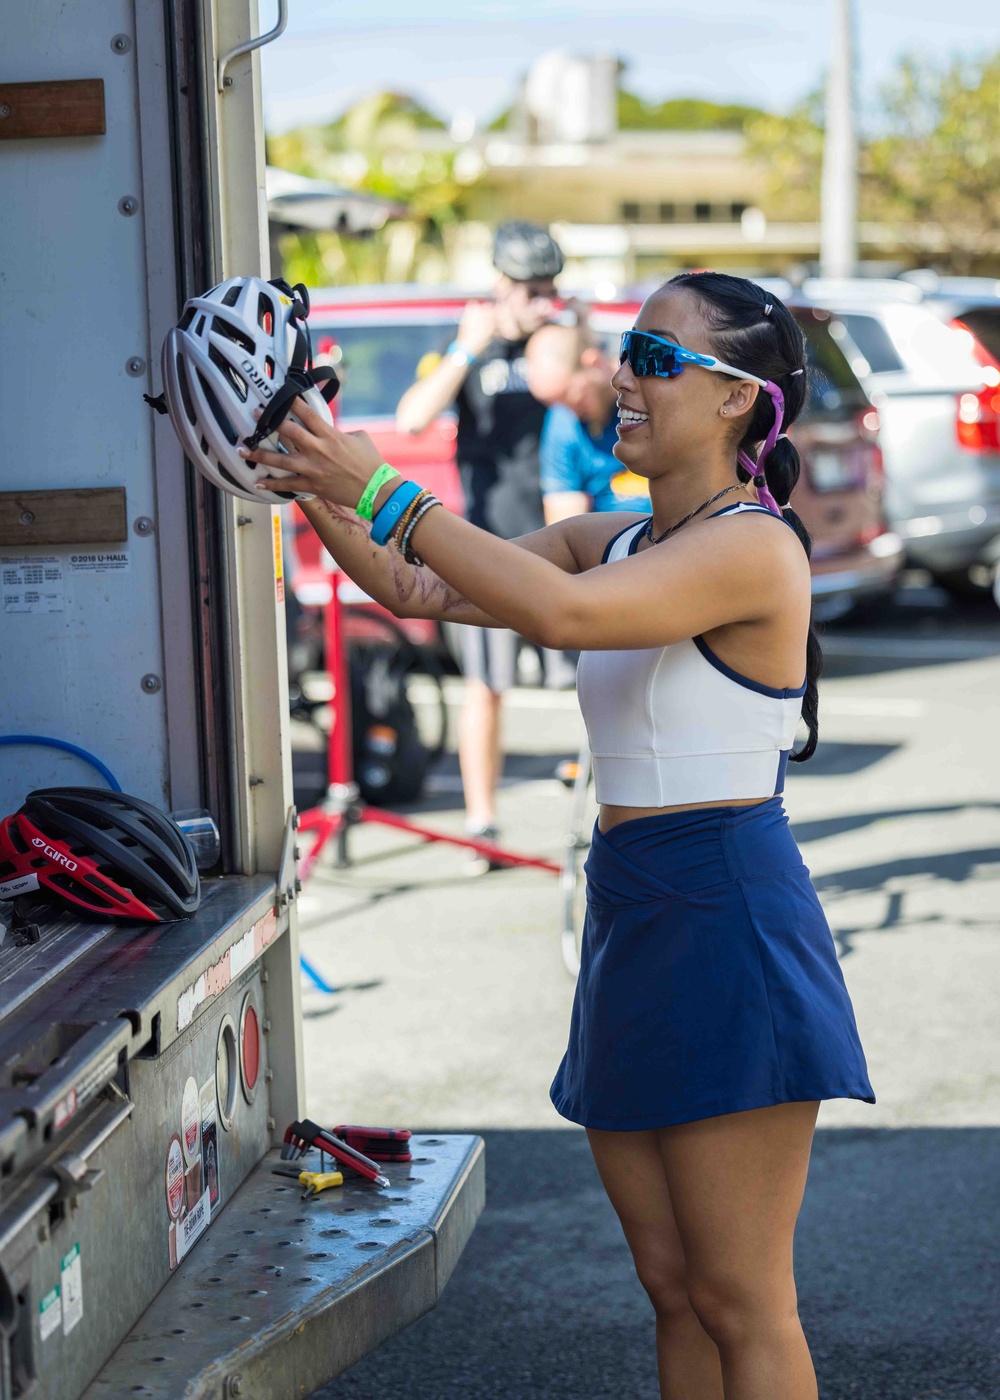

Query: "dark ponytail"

xmin=668 ymin=271 xmax=821 ymax=762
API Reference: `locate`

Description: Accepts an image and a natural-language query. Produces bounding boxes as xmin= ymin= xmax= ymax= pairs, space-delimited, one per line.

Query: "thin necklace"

xmin=644 ymin=483 xmax=743 ymax=545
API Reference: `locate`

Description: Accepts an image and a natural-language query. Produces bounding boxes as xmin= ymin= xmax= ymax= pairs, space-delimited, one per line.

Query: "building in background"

xmin=269 ymin=49 xmax=1000 ymax=290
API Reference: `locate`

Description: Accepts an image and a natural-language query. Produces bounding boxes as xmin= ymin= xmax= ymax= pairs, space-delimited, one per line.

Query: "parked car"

xmin=288 ymin=284 xmax=900 ymax=631
xmin=800 ymin=278 xmax=1000 ymax=596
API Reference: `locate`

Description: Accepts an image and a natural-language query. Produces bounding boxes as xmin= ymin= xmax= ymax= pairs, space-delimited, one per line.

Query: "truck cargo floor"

xmin=84 ymin=1134 xmax=484 ymax=1400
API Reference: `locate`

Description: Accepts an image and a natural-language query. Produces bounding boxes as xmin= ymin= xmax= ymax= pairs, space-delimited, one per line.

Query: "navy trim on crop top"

xmin=602 ymin=500 xmax=795 ymax=566
xmin=601 ymin=503 xmax=806 ymax=698
xmin=601 ymin=517 xmax=648 ymax=564
xmin=692 ymin=636 xmax=807 ymax=698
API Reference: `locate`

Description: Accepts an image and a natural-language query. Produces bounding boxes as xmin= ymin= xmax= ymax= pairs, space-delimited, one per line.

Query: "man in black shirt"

xmin=396 ymin=222 xmax=563 ymax=851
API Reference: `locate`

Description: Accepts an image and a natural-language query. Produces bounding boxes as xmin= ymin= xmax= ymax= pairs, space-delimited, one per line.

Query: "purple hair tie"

xmin=738 ymin=379 xmax=785 ymax=515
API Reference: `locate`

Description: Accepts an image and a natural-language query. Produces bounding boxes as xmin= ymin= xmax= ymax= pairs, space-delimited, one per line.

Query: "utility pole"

xmin=820 ymin=0 xmax=858 ymax=278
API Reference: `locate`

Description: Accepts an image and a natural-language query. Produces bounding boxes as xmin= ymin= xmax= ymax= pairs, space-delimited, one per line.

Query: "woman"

xmin=243 ymin=272 xmax=874 ymax=1400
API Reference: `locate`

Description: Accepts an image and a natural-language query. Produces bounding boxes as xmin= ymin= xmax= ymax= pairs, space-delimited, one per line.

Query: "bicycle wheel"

xmin=560 ymin=745 xmax=597 ymax=977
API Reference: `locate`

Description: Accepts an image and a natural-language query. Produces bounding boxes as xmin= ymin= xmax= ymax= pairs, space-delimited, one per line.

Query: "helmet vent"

xmin=179 ymin=307 xmax=197 ymax=331
xmin=200 ymin=434 xmax=209 ymax=455
xmin=257 ymin=295 xmax=275 ymax=336
xmin=195 ymin=315 xmax=206 ymax=335
xmin=143 ymin=854 xmax=178 ymax=885
xmin=208 ymin=345 xmax=249 ymax=402
xmin=48 ymin=869 xmax=115 ymax=908
xmin=177 ymin=355 xmax=198 ymax=426
xmin=86 ymin=871 xmax=126 ymax=900
xmin=197 ymin=372 xmax=238 ymax=445
xmin=265 ymin=357 xmax=275 ymax=379
xmin=216 ymin=461 xmax=244 ymax=492
xmin=7 ymin=822 xmax=28 ymax=854
xmin=211 ymin=316 xmax=255 ymax=355
xmin=221 ymin=285 xmax=242 ymax=307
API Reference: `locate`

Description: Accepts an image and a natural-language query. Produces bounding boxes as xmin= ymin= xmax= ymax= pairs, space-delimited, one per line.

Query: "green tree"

xmin=488 ymin=88 xmax=765 ymax=132
xmin=742 ymin=91 xmax=825 ymax=222
xmin=867 ymin=53 xmax=1000 ymax=272
xmin=617 ymin=91 xmax=764 ymax=131
xmin=267 ymin=92 xmax=481 ymax=286
xmin=744 ymin=52 xmax=1000 ymax=272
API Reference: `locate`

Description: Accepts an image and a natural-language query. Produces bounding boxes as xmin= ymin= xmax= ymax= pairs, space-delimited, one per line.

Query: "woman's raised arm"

xmin=249 ymin=404 xmax=798 ymax=650
xmin=299 ymin=496 xmax=499 ymax=625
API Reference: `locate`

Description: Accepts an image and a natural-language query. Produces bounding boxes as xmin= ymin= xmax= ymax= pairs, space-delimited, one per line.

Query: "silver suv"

xmin=800 ymin=278 xmax=1000 ymax=596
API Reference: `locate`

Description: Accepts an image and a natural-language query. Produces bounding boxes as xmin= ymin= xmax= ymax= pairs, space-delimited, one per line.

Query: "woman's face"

xmin=611 ymin=286 xmax=754 ymax=479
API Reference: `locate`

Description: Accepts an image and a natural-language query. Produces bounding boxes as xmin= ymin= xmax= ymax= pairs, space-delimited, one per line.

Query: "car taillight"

xmin=856 ymin=409 xmax=884 ymax=486
xmin=952 ymin=319 xmax=1000 ymax=453
xmin=956 ymin=380 xmax=1000 ymax=452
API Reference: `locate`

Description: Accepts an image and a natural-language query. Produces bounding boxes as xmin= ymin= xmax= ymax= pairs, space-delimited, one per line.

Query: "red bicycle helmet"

xmin=0 ymin=787 xmax=201 ymax=921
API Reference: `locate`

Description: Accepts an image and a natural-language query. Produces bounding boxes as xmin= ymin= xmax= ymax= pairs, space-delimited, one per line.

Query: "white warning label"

xmin=39 ymin=1286 xmax=62 ymax=1342
xmin=1 ymin=556 xmax=65 ymax=614
xmin=177 ymin=1189 xmax=211 ymax=1261
xmin=68 ymin=552 xmax=130 ymax=573
xmin=61 ymin=1244 xmax=83 ymax=1335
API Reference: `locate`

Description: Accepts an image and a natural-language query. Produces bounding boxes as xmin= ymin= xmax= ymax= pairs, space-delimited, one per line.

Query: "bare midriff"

xmin=598 ymin=795 xmax=772 ymax=835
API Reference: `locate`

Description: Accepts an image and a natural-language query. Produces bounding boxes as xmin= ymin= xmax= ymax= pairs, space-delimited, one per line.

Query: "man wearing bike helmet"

xmin=397 ymin=221 xmax=563 ymax=853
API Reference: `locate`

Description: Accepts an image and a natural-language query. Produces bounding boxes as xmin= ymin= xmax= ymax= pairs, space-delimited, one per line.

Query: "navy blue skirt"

xmin=550 ymin=798 xmax=875 ymax=1131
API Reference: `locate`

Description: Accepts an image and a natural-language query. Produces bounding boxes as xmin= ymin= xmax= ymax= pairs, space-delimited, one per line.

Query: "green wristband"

xmin=356 ymin=463 xmax=400 ymax=521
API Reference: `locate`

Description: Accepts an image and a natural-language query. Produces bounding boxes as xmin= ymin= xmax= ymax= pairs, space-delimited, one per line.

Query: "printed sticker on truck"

xmin=165 ymin=1134 xmax=185 ymax=1221
xmin=1 ymin=556 xmax=65 ymax=614
xmin=176 ymin=907 xmax=277 ymax=1031
xmin=39 ymin=1286 xmax=62 ymax=1342
xmin=61 ymin=1245 xmax=83 ymax=1335
xmin=181 ymin=1076 xmax=201 ymax=1166
xmin=177 ymin=1189 xmax=211 ymax=1262
xmin=200 ymin=1078 xmax=221 ymax=1210
xmin=273 ymin=512 xmax=285 ymax=603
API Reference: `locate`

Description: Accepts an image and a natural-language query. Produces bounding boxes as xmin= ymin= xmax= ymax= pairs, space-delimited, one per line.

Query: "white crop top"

xmin=576 ymin=503 xmax=806 ymax=808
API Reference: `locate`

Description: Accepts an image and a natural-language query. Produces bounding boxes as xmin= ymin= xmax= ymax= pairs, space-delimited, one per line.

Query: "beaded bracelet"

xmin=398 ymin=494 xmax=441 ymax=565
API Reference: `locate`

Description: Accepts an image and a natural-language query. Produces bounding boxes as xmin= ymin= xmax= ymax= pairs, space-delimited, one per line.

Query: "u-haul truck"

xmin=0 ymin=5 xmax=483 ymax=1397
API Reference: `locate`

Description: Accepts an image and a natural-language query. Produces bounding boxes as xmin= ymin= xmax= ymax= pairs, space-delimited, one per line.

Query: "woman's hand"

xmin=240 ymin=400 xmax=384 ymax=508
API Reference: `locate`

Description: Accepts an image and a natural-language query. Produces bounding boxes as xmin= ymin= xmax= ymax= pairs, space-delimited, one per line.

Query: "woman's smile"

xmin=616 ymin=403 xmax=649 ymax=436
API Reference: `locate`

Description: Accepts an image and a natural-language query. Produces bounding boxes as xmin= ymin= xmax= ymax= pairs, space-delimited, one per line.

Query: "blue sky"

xmin=261 ymin=0 xmax=998 ymax=133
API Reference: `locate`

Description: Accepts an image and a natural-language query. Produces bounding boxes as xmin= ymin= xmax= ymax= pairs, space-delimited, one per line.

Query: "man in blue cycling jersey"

xmin=524 ymin=322 xmax=652 ymax=688
xmin=527 ymin=322 xmax=652 ymax=525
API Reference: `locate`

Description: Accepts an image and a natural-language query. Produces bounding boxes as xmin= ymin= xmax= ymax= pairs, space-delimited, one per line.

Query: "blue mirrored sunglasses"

xmin=619 ymin=330 xmax=767 ymax=388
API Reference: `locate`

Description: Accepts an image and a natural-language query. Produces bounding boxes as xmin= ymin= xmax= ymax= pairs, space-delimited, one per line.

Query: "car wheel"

xmin=839 ymin=591 xmax=897 ymax=626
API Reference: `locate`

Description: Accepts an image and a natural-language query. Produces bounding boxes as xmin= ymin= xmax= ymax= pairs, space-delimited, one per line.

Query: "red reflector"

xmin=242 ymin=1004 xmax=260 ymax=1089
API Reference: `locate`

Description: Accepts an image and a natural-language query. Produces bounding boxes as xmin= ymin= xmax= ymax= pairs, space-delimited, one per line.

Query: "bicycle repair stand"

xmin=296 ymin=567 xmax=562 ymax=889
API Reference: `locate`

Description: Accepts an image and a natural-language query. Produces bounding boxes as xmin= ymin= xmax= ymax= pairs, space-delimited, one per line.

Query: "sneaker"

xmin=464 ymin=823 xmax=503 ymax=875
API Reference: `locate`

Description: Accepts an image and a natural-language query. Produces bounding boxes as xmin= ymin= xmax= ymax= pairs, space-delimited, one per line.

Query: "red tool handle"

xmin=298 ymin=1119 xmax=387 ymax=1185
xmin=333 ymin=1124 xmax=412 ymax=1161
xmin=334 ymin=1124 xmax=411 ymax=1143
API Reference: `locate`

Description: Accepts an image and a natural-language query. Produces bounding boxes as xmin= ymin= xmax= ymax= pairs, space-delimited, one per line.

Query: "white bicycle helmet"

xmin=146 ymin=276 xmax=339 ymax=505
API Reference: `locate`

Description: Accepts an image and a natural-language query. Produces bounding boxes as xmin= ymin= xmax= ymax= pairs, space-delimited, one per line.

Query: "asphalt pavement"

xmin=297 ymin=581 xmax=1000 ymax=1400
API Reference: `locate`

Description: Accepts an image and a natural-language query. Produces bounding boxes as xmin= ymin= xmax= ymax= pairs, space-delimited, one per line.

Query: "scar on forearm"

xmin=316 ymin=499 xmax=368 ymax=537
xmin=386 ymin=541 xmax=470 ymax=614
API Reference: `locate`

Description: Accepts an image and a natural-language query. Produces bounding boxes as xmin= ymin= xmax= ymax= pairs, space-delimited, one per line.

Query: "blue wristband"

xmin=371 ymin=479 xmax=423 ymax=546
xmin=446 ymin=340 xmax=474 ymax=367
